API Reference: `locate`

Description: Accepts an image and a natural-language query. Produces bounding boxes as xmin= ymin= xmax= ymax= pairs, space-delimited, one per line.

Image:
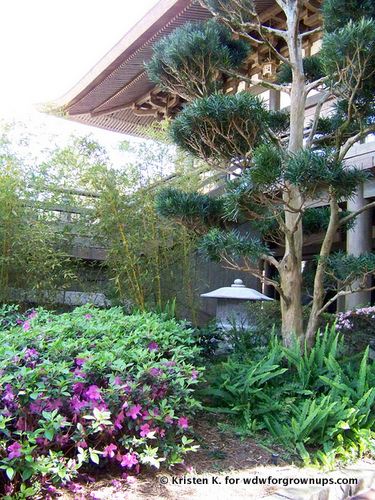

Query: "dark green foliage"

xmin=146 ymin=20 xmax=250 ymax=100
xmin=321 ymin=251 xmax=375 ymax=287
xmin=321 ymin=19 xmax=375 ymax=106
xmin=169 ymin=92 xmax=275 ymax=169
xmin=203 ymin=325 xmax=375 ymax=464
xmin=277 ymin=55 xmax=326 ymax=84
xmin=284 ymin=149 xmax=369 ymax=200
xmin=314 ymin=105 xmax=366 ymax=146
xmin=250 ymin=144 xmax=284 ymax=187
xmin=199 ymin=228 xmax=270 ymax=262
xmin=322 ymin=0 xmax=375 ymax=32
xmin=155 ymin=187 xmax=225 ymax=234
xmin=302 ymin=207 xmax=356 ymax=235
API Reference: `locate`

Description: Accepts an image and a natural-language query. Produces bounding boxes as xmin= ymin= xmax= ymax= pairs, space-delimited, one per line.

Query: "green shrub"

xmin=0 ymin=306 xmax=203 ymax=498
xmin=202 ymin=325 xmax=375 ymax=466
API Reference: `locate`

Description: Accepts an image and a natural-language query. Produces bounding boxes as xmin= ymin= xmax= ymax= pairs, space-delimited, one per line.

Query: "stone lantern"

xmin=201 ymin=278 xmax=273 ymax=331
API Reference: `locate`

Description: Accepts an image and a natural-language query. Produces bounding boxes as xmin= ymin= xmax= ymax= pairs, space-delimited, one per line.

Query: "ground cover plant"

xmin=0 ymin=305 xmax=203 ymax=499
xmin=201 ymin=324 xmax=375 ymax=468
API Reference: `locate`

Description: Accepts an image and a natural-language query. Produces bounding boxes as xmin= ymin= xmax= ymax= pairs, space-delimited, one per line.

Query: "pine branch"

xmin=319 ymin=285 xmax=375 ymax=315
xmin=339 ymin=123 xmax=375 ymax=161
xmin=338 ymin=199 xmax=375 ymax=227
xmin=221 ymin=68 xmax=291 ymax=93
xmin=306 ymin=91 xmax=332 ymax=147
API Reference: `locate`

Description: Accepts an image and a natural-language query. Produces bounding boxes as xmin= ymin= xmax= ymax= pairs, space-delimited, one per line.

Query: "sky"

xmin=0 ymin=0 xmax=160 ymax=153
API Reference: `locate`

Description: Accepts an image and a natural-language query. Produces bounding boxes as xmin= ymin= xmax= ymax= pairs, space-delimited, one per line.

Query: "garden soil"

xmin=56 ymin=415 xmax=342 ymax=500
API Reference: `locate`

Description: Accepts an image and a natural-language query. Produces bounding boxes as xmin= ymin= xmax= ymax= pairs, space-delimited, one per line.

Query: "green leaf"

xmin=6 ymin=467 xmax=14 ymax=480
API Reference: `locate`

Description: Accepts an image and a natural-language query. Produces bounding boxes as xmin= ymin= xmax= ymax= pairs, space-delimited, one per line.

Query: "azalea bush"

xmin=0 ymin=305 xmax=203 ymax=498
xmin=335 ymin=306 xmax=375 ymax=353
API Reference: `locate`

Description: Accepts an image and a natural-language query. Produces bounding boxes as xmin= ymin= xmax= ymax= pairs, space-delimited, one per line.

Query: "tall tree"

xmin=147 ymin=1 xmax=375 ymax=348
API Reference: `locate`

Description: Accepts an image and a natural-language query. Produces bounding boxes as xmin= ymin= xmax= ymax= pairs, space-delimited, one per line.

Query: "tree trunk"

xmin=305 ymin=197 xmax=340 ymax=347
xmin=279 ymin=0 xmax=306 ymax=348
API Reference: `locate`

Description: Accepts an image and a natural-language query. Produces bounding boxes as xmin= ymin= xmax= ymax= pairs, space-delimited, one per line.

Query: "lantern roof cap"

xmin=200 ymin=279 xmax=273 ymax=301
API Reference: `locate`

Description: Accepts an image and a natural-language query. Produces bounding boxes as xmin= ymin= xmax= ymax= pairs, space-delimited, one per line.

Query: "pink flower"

xmin=165 ymin=414 xmax=173 ymax=424
xmin=120 ymin=452 xmax=138 ymax=468
xmin=85 ymin=314 xmax=92 ymax=319
xmin=139 ymin=423 xmax=151 ymax=437
xmin=178 ymin=417 xmax=188 ymax=429
xmin=125 ymin=404 xmax=142 ymax=420
xmin=147 ymin=342 xmax=159 ymax=352
xmin=191 ymin=370 xmax=198 ymax=380
xmin=114 ymin=410 xmax=125 ymax=430
xmin=84 ymin=385 xmax=103 ymax=401
xmin=25 ymin=348 xmax=38 ymax=358
xmin=70 ymin=395 xmax=87 ymax=413
xmin=142 ymin=410 xmax=150 ymax=420
xmin=103 ymin=443 xmax=117 ymax=458
xmin=3 ymin=384 xmax=15 ymax=403
xmin=112 ymin=479 xmax=122 ymax=489
xmin=29 ymin=311 xmax=36 ymax=319
xmin=7 ymin=442 xmax=22 ymax=459
xmin=22 ymin=320 xmax=30 ymax=331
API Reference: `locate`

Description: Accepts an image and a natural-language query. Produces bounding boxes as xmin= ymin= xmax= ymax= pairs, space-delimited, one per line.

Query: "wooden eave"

xmin=45 ymin=0 xmax=322 ymax=138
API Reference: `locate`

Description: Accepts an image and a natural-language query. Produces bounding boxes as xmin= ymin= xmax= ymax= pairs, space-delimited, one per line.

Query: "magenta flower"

xmin=29 ymin=311 xmax=36 ymax=319
xmin=147 ymin=342 xmax=159 ymax=352
xmin=22 ymin=320 xmax=30 ymax=331
xmin=139 ymin=423 xmax=151 ymax=437
xmin=125 ymin=404 xmax=142 ymax=420
xmin=85 ymin=314 xmax=92 ymax=319
xmin=7 ymin=442 xmax=22 ymax=459
xmin=85 ymin=385 xmax=103 ymax=401
xmin=70 ymin=395 xmax=87 ymax=413
xmin=112 ymin=479 xmax=122 ymax=489
xmin=165 ymin=414 xmax=173 ymax=424
xmin=114 ymin=411 xmax=125 ymax=430
xmin=178 ymin=417 xmax=189 ymax=429
xmin=142 ymin=410 xmax=150 ymax=420
xmin=103 ymin=443 xmax=117 ymax=459
xmin=3 ymin=384 xmax=15 ymax=403
xmin=25 ymin=348 xmax=38 ymax=358
xmin=120 ymin=452 xmax=138 ymax=468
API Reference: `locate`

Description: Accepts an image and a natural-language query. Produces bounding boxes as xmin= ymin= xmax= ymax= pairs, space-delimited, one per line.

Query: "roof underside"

xmin=48 ymin=0 xmax=322 ymax=137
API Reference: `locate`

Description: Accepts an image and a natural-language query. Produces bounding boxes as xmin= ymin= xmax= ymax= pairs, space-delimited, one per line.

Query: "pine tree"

xmin=147 ymin=1 xmax=375 ymax=349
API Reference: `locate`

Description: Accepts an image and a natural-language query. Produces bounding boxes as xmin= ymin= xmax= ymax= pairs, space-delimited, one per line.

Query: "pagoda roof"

xmin=46 ymin=0 xmax=322 ymax=137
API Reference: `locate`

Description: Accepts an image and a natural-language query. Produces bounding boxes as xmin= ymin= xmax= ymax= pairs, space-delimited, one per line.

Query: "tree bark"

xmin=278 ymin=0 xmax=306 ymax=348
xmin=305 ymin=196 xmax=340 ymax=347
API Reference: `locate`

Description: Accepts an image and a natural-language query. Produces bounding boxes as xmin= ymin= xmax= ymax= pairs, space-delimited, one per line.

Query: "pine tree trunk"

xmin=279 ymin=0 xmax=306 ymax=348
xmin=305 ymin=197 xmax=340 ymax=347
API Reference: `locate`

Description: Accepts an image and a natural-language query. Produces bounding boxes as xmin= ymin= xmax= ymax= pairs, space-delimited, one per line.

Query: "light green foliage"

xmin=0 ymin=124 xmax=79 ymax=305
xmin=80 ymin=139 xmax=203 ymax=315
